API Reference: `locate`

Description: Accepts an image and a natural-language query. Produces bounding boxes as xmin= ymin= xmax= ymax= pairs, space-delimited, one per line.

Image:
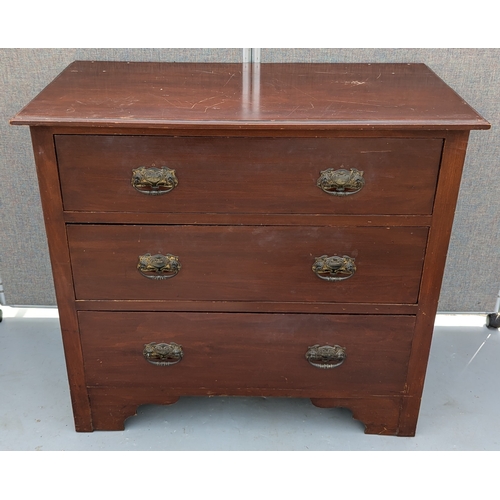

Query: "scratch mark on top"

xmin=203 ymin=101 xmax=227 ymax=112
xmin=321 ymin=99 xmax=403 ymax=108
xmin=190 ymin=95 xmax=220 ymax=109
xmin=289 ymin=85 xmax=317 ymax=100
xmin=160 ymin=96 xmax=182 ymax=108
xmin=284 ymin=105 xmax=300 ymax=118
xmin=223 ymin=73 xmax=236 ymax=87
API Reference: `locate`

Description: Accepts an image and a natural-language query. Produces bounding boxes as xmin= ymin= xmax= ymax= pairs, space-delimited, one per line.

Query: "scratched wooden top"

xmin=11 ymin=61 xmax=490 ymax=130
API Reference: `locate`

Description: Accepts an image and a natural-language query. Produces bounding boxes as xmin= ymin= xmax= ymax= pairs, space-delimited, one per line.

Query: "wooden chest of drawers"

xmin=11 ymin=61 xmax=489 ymax=435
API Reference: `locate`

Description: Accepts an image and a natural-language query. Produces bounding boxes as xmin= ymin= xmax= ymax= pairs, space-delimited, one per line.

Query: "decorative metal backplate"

xmin=306 ymin=344 xmax=347 ymax=369
xmin=137 ymin=253 xmax=181 ymax=280
xmin=317 ymin=167 xmax=365 ymax=196
xmin=131 ymin=166 xmax=178 ymax=195
xmin=143 ymin=342 xmax=184 ymax=366
xmin=312 ymin=255 xmax=356 ymax=281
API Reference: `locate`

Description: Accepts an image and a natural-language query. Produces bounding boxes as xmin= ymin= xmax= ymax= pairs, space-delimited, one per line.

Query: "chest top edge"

xmin=10 ymin=61 xmax=490 ymax=131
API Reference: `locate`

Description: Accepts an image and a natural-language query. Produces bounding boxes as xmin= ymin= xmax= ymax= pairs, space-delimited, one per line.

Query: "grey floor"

xmin=0 ymin=307 xmax=498 ymax=451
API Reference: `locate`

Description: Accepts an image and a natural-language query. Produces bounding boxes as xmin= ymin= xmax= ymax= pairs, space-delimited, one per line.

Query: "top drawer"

xmin=55 ymin=135 xmax=442 ymax=215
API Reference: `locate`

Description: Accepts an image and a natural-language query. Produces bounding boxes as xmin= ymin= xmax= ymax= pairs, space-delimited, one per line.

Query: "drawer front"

xmin=68 ymin=224 xmax=428 ymax=304
xmin=56 ymin=135 xmax=442 ymax=215
xmin=79 ymin=312 xmax=415 ymax=397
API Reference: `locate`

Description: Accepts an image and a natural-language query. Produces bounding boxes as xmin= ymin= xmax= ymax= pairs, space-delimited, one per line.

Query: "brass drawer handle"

xmin=312 ymin=255 xmax=356 ymax=281
xmin=317 ymin=167 xmax=365 ymax=196
xmin=306 ymin=344 xmax=347 ymax=369
xmin=131 ymin=166 xmax=178 ymax=195
xmin=137 ymin=253 xmax=181 ymax=280
xmin=143 ymin=342 xmax=183 ymax=366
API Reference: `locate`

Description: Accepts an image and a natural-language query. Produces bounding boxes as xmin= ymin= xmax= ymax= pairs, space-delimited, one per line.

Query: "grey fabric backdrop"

xmin=1 ymin=48 xmax=498 ymax=311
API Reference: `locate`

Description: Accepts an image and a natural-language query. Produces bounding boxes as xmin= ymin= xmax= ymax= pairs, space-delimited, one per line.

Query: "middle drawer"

xmin=68 ymin=225 xmax=428 ymax=304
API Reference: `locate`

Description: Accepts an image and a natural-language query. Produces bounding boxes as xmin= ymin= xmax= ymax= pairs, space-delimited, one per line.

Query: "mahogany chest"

xmin=11 ymin=61 xmax=490 ymax=435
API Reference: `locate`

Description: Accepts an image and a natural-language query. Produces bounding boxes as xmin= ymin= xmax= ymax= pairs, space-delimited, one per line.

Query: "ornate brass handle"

xmin=143 ymin=342 xmax=183 ymax=366
xmin=317 ymin=167 xmax=365 ymax=196
xmin=131 ymin=166 xmax=178 ymax=195
xmin=306 ymin=344 xmax=347 ymax=369
xmin=137 ymin=253 xmax=181 ymax=280
xmin=312 ymin=255 xmax=356 ymax=281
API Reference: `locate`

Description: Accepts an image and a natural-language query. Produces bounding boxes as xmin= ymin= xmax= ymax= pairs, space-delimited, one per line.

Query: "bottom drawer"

xmin=79 ymin=312 xmax=415 ymax=398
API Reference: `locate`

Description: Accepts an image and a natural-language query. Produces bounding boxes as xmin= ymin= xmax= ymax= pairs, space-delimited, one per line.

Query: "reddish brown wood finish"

xmin=11 ymin=62 xmax=490 ymax=130
xmin=63 ymin=212 xmax=432 ymax=226
xmin=398 ymin=131 xmax=472 ymax=436
xmin=67 ymin=224 xmax=428 ymax=304
xmin=55 ymin=135 xmax=442 ymax=215
xmin=88 ymin=390 xmax=403 ymax=433
xmin=42 ymin=125 xmax=477 ymax=139
xmin=29 ymin=128 xmax=93 ymax=431
xmin=11 ymin=62 xmax=490 ymax=435
xmin=88 ymin=387 xmax=179 ymax=431
xmin=74 ymin=300 xmax=418 ymax=315
xmin=79 ymin=312 xmax=414 ymax=396
xmin=311 ymin=397 xmax=405 ymax=435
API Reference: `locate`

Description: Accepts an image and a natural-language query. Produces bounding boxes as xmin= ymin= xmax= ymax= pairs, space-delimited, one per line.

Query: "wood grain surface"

xmin=79 ymin=311 xmax=415 ymax=397
xmin=56 ymin=135 xmax=442 ymax=215
xmin=67 ymin=224 xmax=428 ymax=304
xmin=29 ymin=128 xmax=93 ymax=431
xmin=11 ymin=62 xmax=490 ymax=130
